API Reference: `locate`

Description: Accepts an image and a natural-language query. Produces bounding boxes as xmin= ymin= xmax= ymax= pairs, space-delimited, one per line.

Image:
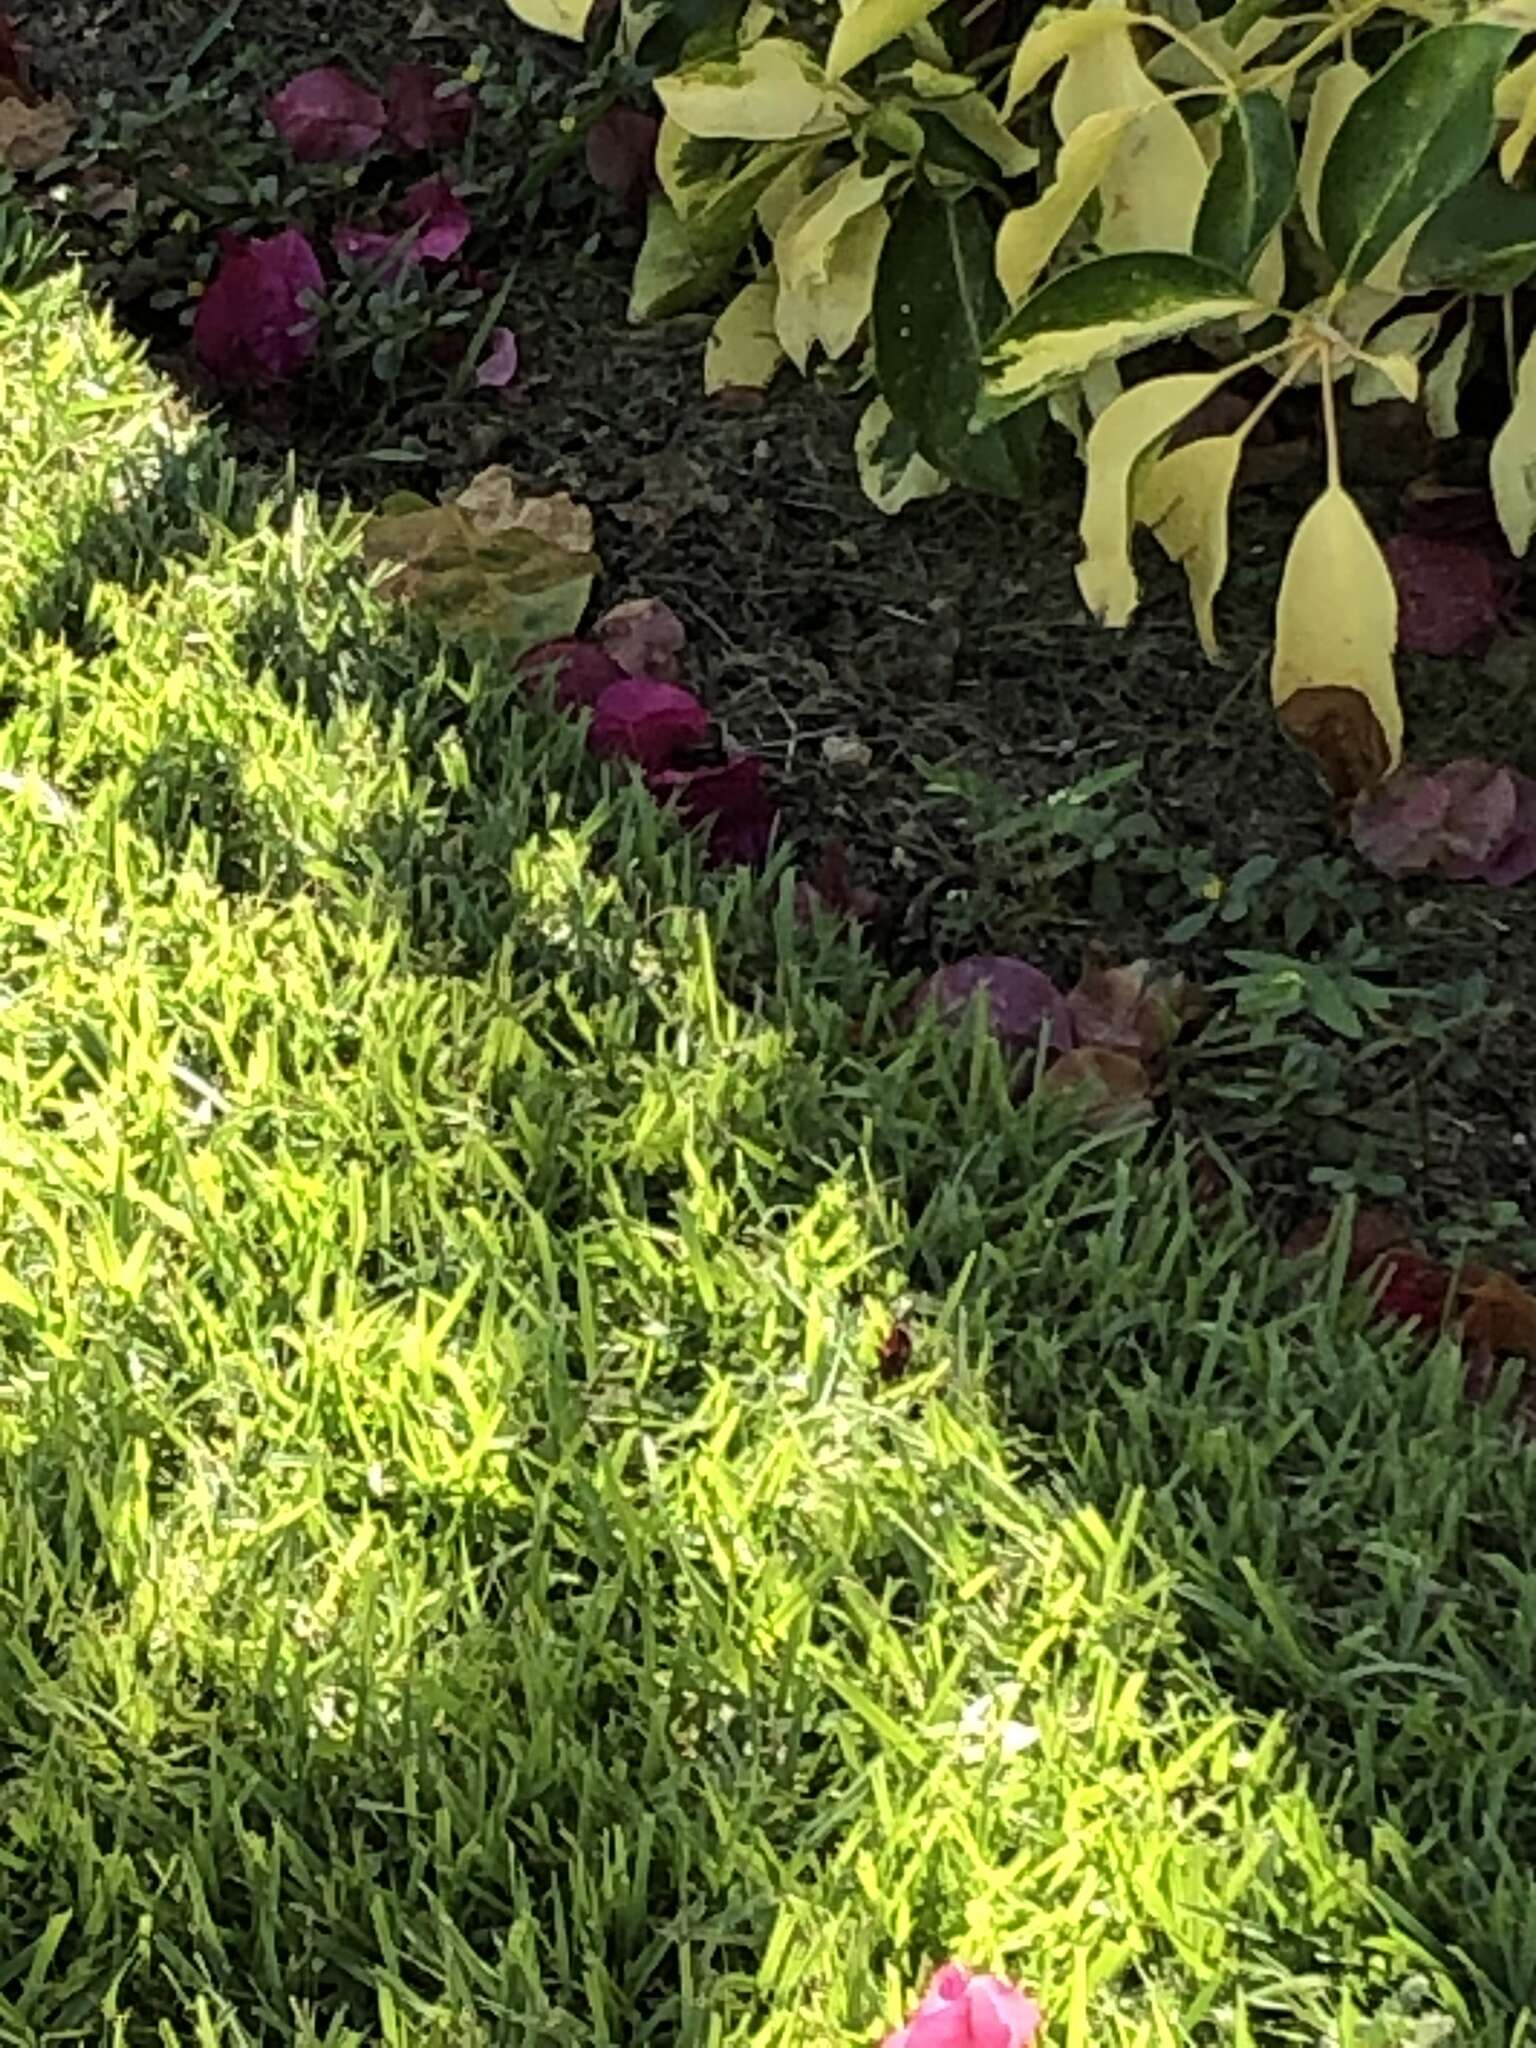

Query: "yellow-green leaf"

xmin=629 ymin=193 xmax=740 ymax=321
xmin=504 ymin=0 xmax=593 ymax=38
xmin=855 ymin=394 xmax=951 ymax=512
xmin=1498 ymin=54 xmax=1536 ymax=178
xmin=704 ymin=276 xmax=785 ymax=393
xmin=1053 ymin=25 xmax=1209 ymax=255
xmin=1077 ymin=371 xmax=1231 ymax=629
xmin=1351 ymin=311 xmax=1440 ymax=406
xmin=774 ymin=161 xmax=899 ymax=368
xmin=1297 ymin=59 xmax=1368 ymax=243
xmin=1004 ymin=3 xmax=1140 ymax=118
xmin=658 ymin=39 xmax=852 ymax=141
xmin=827 ymin=0 xmax=945 ymax=81
xmin=1137 ymin=433 xmax=1244 ymax=658
xmin=978 ymin=250 xmax=1259 ymax=424
xmin=995 ymin=107 xmax=1138 ymax=304
xmin=927 ymin=86 xmax=1037 ymax=177
xmin=1492 ymin=331 xmax=1536 ymax=555
xmin=1271 ymin=484 xmax=1402 ymax=780
xmin=1425 ymin=309 xmax=1475 ymax=438
xmin=656 ymin=122 xmax=807 ymax=240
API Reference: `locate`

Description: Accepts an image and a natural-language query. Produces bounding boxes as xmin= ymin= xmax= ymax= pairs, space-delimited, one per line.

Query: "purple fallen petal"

xmin=385 ymin=62 xmax=473 ymax=151
xmin=1434 ymin=759 xmax=1520 ymax=878
xmin=268 ymin=66 xmax=385 ymax=163
xmin=913 ymin=955 xmax=1074 ymax=1055
xmin=1351 ymin=770 xmax=1452 ymax=878
xmin=475 ymin=325 xmax=520 ymax=388
xmin=589 ymin=676 xmax=710 ymax=774
xmin=518 ymin=639 xmax=623 ymax=711
xmin=403 ymin=175 xmax=471 ymax=261
xmin=1476 ymin=771 xmax=1536 ymax=886
xmin=194 ymin=228 xmax=325 ymax=384
xmin=650 ymin=753 xmax=778 ymax=866
xmin=1385 ymin=534 xmax=1501 ymax=658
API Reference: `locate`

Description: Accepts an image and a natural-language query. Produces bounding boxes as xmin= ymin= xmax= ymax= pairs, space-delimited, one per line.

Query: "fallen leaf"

xmin=409 ymin=0 xmax=457 ymax=34
xmin=1277 ymin=685 xmax=1394 ymax=801
xmin=821 ymin=733 xmax=872 ymax=774
xmin=1067 ymin=956 xmax=1190 ymax=1061
xmin=1385 ymin=534 xmax=1501 ymax=656
xmin=194 ymin=228 xmax=324 ymax=384
xmin=475 ymin=326 xmax=520 ymax=388
xmin=1459 ymin=1265 xmax=1536 ymax=1368
xmin=1040 ymin=1045 xmax=1153 ymax=1128
xmin=453 ymin=468 xmax=595 ymax=553
xmin=913 ymin=957 xmax=1075 ymax=1057
xmin=1352 ymin=759 xmax=1536 ymax=885
xmin=386 ymin=62 xmax=473 ymax=151
xmin=652 ymin=754 xmax=778 ymax=866
xmin=403 ymin=175 xmax=471 ymax=261
xmin=518 ymin=638 xmax=623 ymax=709
xmin=77 ymin=172 xmax=137 ymax=219
xmin=267 ymin=67 xmax=384 ymax=162
xmin=594 ymin=596 xmax=686 ymax=679
xmin=613 ymin=449 xmax=730 ymax=542
xmin=589 ymin=676 xmax=710 ymax=773
xmin=0 ymin=93 xmax=76 ymax=170
xmin=365 ymin=486 xmax=598 ymax=643
xmin=585 ymin=106 xmax=659 ymax=209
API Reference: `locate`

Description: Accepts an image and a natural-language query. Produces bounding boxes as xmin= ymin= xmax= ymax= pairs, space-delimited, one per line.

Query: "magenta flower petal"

xmin=651 ymin=753 xmax=778 ymax=867
xmin=403 ymin=175 xmax=471 ymax=261
xmin=882 ymin=1965 xmax=1041 ymax=2048
xmin=518 ymin=639 xmax=623 ymax=711
xmin=914 ymin=957 xmax=1074 ymax=1056
xmin=475 ymin=325 xmax=520 ymax=388
xmin=967 ymin=1978 xmax=1043 ymax=2048
xmin=590 ymin=677 xmax=710 ymax=774
xmin=194 ymin=228 xmax=325 ymax=384
xmin=267 ymin=66 xmax=385 ymax=162
xmin=333 ymin=225 xmax=421 ymax=280
xmin=386 ymin=62 xmax=474 ymax=150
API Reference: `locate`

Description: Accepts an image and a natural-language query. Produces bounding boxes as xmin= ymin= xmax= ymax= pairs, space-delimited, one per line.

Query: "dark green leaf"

xmin=873 ymin=185 xmax=1041 ymax=498
xmin=1406 ymin=169 xmax=1536 ymax=293
xmin=1318 ymin=24 xmax=1518 ymax=282
xmin=1194 ymin=89 xmax=1296 ymax=278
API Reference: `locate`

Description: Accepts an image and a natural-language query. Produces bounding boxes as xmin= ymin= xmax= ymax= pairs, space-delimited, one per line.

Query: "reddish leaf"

xmin=913 ymin=957 xmax=1074 ymax=1056
xmin=518 ymin=639 xmax=623 ymax=710
xmin=1385 ymin=534 xmax=1501 ymax=658
xmin=267 ymin=67 xmax=385 ymax=163
xmin=385 ymin=62 xmax=473 ymax=151
xmin=589 ymin=677 xmax=710 ymax=774
xmin=594 ymin=597 xmax=686 ymax=680
xmin=585 ymin=107 xmax=659 ymax=209
xmin=1353 ymin=759 xmax=1536 ymax=885
xmin=194 ymin=229 xmax=324 ymax=385
xmin=652 ymin=754 xmax=778 ymax=866
xmin=475 ymin=326 xmax=520 ymax=388
xmin=403 ymin=175 xmax=471 ymax=261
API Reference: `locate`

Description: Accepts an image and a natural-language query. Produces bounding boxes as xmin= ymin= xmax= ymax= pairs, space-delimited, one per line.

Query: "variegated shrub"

xmin=511 ymin=0 xmax=1536 ymax=787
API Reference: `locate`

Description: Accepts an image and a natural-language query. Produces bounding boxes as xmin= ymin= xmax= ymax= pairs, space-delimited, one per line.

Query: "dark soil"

xmin=16 ymin=0 xmax=1536 ymax=1248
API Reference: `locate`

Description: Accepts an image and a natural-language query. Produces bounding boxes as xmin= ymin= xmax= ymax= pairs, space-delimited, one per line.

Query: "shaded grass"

xmin=2 ymin=216 xmax=1535 ymax=2045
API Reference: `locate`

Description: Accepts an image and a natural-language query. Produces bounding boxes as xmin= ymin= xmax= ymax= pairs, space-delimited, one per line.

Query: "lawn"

xmin=3 ymin=198 xmax=1536 ymax=2045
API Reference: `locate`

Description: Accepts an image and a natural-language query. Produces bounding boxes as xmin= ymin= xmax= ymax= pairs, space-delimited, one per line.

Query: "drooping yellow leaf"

xmin=1137 ymin=434 xmax=1244 ymax=659
xmin=658 ymin=40 xmax=853 ymax=142
xmin=757 ymin=146 xmax=826 ymax=236
xmin=827 ymin=0 xmax=945 ymax=81
xmin=773 ymin=162 xmax=900 ymax=369
xmin=854 ymin=395 xmax=951 ymax=512
xmin=503 ymin=0 xmax=593 ymax=38
xmin=1077 ymin=371 xmax=1232 ymax=629
xmin=1004 ymin=4 xmax=1140 ymax=117
xmin=1351 ymin=311 xmax=1441 ymax=406
xmin=1499 ymin=53 xmax=1536 ymax=178
xmin=1492 ymin=332 xmax=1536 ymax=556
xmin=1425 ymin=310 xmax=1475 ymax=439
xmin=995 ymin=107 xmax=1138 ymax=304
xmin=1052 ymin=27 xmax=1209 ymax=254
xmin=703 ymin=276 xmax=786 ymax=394
xmin=704 ymin=276 xmax=786 ymax=394
xmin=1271 ymin=485 xmax=1402 ymax=785
xmin=1297 ymin=59 xmax=1368 ymax=244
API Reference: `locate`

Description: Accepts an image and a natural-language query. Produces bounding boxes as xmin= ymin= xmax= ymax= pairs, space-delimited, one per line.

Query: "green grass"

xmin=2 ymin=208 xmax=1536 ymax=2046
